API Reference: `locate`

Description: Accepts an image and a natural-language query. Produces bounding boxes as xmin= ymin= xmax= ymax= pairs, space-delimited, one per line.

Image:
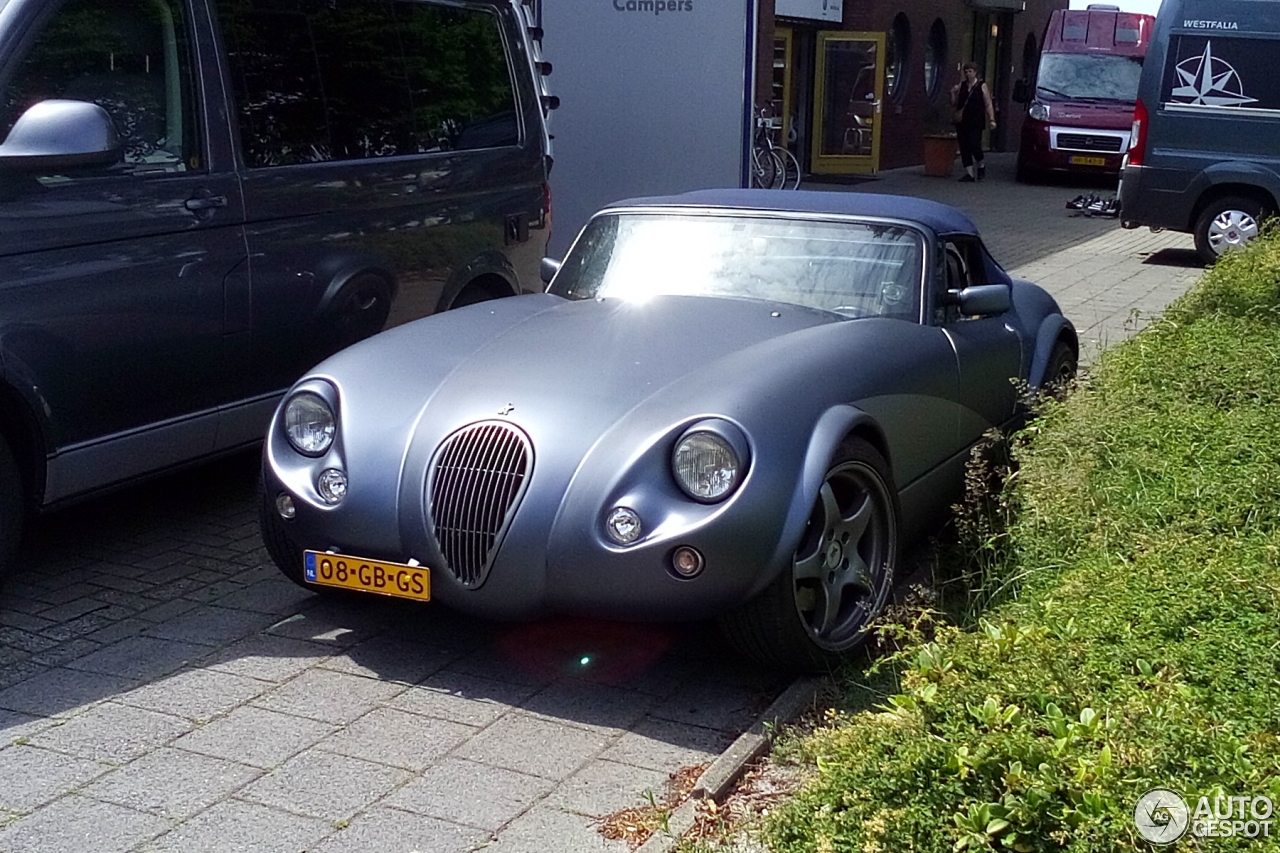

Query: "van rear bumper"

xmin=1119 ymin=165 xmax=1194 ymax=231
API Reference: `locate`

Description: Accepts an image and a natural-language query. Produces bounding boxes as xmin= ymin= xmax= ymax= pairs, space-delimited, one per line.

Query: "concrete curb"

xmin=634 ymin=674 xmax=828 ymax=853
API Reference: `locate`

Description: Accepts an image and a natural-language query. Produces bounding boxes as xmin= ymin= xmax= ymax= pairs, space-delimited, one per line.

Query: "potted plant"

xmin=921 ymin=99 xmax=958 ymax=178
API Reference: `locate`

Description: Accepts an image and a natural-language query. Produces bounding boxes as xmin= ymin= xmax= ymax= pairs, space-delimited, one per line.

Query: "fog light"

xmin=276 ymin=493 xmax=296 ymax=519
xmin=605 ymin=507 xmax=642 ymax=545
xmin=316 ymin=468 xmax=348 ymax=504
xmin=671 ymin=546 xmax=704 ymax=578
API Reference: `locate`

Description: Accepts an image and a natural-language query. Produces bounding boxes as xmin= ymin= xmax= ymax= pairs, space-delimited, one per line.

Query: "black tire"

xmin=1194 ymin=196 xmax=1265 ymax=265
xmin=1042 ymin=340 xmax=1078 ymax=401
xmin=750 ymin=149 xmax=779 ymax=189
xmin=0 ymin=433 xmax=23 ymax=585
xmin=718 ymin=436 xmax=898 ymax=673
xmin=1014 ymin=154 xmax=1037 ymax=184
xmin=450 ymin=280 xmax=510 ymax=309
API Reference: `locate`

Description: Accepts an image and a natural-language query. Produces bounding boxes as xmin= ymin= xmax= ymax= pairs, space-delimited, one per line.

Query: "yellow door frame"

xmin=811 ymin=31 xmax=886 ymax=175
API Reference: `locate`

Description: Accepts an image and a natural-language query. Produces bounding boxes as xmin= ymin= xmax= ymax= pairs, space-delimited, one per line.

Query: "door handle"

xmin=185 ymin=195 xmax=228 ymax=211
xmin=505 ymin=213 xmax=529 ymax=244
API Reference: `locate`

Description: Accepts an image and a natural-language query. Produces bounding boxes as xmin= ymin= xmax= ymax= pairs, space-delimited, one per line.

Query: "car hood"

xmin=316 ymin=292 xmax=839 ymax=437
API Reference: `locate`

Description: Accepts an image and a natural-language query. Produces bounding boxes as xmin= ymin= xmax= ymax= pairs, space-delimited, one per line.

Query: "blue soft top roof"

xmin=604 ymin=188 xmax=980 ymax=237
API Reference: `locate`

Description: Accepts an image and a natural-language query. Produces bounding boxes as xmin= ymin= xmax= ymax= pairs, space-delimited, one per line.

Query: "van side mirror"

xmin=540 ymin=257 xmax=561 ymax=284
xmin=0 ymin=100 xmax=123 ymax=171
xmin=1012 ymin=79 xmax=1031 ymax=104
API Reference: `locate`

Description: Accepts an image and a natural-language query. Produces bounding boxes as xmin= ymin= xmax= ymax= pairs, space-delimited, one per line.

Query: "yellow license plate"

xmin=1069 ymin=155 xmax=1107 ymax=166
xmin=304 ymin=551 xmax=430 ymax=601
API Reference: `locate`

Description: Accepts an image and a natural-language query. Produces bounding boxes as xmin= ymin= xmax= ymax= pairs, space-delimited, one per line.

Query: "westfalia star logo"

xmin=1171 ymin=41 xmax=1257 ymax=107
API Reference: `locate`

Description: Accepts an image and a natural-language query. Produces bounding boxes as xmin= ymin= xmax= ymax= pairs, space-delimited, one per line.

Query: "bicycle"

xmin=751 ymin=108 xmax=801 ymax=190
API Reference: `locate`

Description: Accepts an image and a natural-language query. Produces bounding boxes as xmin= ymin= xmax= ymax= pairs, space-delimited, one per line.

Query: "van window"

xmin=1036 ymin=53 xmax=1143 ymax=102
xmin=217 ymin=0 xmax=520 ymax=168
xmin=1 ymin=0 xmax=199 ymax=175
xmin=1160 ymin=36 xmax=1278 ymax=112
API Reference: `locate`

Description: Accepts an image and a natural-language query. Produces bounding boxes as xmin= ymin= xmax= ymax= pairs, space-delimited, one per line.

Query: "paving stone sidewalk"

xmin=824 ymin=151 xmax=1203 ymax=359
xmin=0 ymin=154 xmax=1207 ymax=853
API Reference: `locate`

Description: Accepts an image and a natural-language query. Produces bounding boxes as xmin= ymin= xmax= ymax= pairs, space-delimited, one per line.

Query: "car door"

xmin=0 ymin=0 xmax=247 ymax=503
xmin=209 ymin=0 xmax=545 ymax=448
xmin=938 ymin=237 xmax=1024 ymax=445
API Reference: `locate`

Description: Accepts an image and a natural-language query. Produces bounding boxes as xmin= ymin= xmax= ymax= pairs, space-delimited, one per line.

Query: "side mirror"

xmin=540 ymin=257 xmax=561 ymax=284
xmin=949 ymin=284 xmax=1011 ymax=316
xmin=1012 ymin=79 xmax=1031 ymax=104
xmin=0 ymin=99 xmax=123 ymax=171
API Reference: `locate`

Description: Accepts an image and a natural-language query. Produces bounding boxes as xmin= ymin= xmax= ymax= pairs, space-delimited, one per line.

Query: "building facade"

xmin=755 ymin=0 xmax=1066 ymax=175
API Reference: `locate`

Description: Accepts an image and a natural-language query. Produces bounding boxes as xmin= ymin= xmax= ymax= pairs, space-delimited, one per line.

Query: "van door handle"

xmin=505 ymin=213 xmax=529 ymax=244
xmin=185 ymin=194 xmax=228 ymax=212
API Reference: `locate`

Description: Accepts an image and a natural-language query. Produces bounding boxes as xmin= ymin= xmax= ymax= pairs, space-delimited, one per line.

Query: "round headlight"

xmin=1029 ymin=101 xmax=1050 ymax=122
xmin=673 ymin=432 xmax=740 ymax=502
xmin=283 ymin=392 xmax=336 ymax=456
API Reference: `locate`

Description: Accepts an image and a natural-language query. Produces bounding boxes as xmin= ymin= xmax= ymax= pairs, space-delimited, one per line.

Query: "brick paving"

xmin=0 ymin=154 xmax=1207 ymax=852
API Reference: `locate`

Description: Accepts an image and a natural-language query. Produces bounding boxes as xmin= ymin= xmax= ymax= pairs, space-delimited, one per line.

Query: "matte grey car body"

xmin=1119 ymin=0 xmax=1280 ymax=263
xmin=261 ymin=190 xmax=1078 ymax=671
xmin=0 ymin=0 xmax=553 ymax=579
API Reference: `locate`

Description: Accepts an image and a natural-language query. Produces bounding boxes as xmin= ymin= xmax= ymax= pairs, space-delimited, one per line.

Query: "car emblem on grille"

xmin=1086 ymin=137 xmax=1094 ymax=146
xmin=498 ymin=403 xmax=515 ymax=415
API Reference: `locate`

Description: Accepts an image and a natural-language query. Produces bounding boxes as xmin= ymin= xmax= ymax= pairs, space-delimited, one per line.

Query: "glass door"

xmin=811 ymin=31 xmax=885 ymax=174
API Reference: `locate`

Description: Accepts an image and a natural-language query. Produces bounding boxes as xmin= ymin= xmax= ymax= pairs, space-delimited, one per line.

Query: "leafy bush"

xmin=763 ymin=232 xmax=1280 ymax=852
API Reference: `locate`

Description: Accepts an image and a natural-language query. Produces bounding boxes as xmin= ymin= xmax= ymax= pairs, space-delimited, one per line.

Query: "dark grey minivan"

xmin=0 ymin=0 xmax=552 ymax=577
xmin=1119 ymin=0 xmax=1280 ymax=263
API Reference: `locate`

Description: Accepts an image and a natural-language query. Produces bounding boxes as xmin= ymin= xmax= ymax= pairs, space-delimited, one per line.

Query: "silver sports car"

xmin=260 ymin=190 xmax=1077 ymax=672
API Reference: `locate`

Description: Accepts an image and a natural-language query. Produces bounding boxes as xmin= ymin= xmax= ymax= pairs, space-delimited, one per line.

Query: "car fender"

xmin=1029 ymin=314 xmax=1076 ymax=389
xmin=759 ymin=404 xmax=886 ymax=595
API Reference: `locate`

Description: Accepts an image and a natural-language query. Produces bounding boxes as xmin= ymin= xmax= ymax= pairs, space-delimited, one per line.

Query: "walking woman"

xmin=950 ymin=62 xmax=997 ymax=182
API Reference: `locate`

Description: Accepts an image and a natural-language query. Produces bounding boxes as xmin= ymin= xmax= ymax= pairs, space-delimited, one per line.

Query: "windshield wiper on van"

xmin=1036 ymin=86 xmax=1073 ymax=99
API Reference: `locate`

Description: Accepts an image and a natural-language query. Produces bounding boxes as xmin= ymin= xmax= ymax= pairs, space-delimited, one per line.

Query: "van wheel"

xmin=1014 ymin=155 xmax=1038 ymax=184
xmin=450 ymin=280 xmax=511 ymax=309
xmin=0 ymin=433 xmax=24 ymax=585
xmin=1195 ymin=196 xmax=1265 ymax=265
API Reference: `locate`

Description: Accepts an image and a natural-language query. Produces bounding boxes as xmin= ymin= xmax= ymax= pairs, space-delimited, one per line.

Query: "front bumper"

xmin=262 ymin=440 xmax=788 ymax=624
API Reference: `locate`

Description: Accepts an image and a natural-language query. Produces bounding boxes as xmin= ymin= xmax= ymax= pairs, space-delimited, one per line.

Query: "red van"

xmin=1015 ymin=5 xmax=1155 ymax=182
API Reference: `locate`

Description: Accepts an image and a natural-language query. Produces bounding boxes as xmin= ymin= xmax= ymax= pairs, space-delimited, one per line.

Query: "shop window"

xmin=923 ymin=18 xmax=947 ymax=100
xmin=886 ymin=13 xmax=910 ymax=102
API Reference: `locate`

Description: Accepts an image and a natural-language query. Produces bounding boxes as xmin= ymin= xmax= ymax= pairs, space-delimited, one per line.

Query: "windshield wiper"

xmin=1036 ymin=86 xmax=1073 ymax=99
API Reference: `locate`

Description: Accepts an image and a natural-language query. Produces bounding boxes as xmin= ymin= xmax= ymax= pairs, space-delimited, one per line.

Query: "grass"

xmin=729 ymin=232 xmax=1280 ymax=852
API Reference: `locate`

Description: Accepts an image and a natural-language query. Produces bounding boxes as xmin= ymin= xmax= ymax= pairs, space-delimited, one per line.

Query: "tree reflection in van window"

xmin=1 ymin=0 xmax=196 ymax=173
xmin=217 ymin=0 xmax=519 ymax=168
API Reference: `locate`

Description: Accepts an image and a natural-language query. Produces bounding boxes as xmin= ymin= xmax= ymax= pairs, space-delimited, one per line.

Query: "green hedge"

xmin=764 ymin=233 xmax=1280 ymax=853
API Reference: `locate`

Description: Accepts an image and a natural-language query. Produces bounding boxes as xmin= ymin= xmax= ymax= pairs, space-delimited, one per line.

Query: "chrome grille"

xmin=1057 ymin=133 xmax=1123 ymax=153
xmin=428 ymin=421 xmax=532 ymax=587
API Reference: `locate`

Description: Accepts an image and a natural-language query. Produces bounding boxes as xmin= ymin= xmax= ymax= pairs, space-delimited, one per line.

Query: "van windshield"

xmin=1037 ymin=53 xmax=1144 ymax=102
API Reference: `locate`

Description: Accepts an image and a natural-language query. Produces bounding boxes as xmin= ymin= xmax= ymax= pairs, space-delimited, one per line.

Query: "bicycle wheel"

xmin=777 ymin=148 xmax=802 ymax=190
xmin=750 ymin=147 xmax=778 ymax=189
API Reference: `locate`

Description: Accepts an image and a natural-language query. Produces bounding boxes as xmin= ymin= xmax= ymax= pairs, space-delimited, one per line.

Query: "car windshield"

xmin=1036 ymin=53 xmax=1144 ymax=102
xmin=548 ymin=212 xmax=924 ymax=320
